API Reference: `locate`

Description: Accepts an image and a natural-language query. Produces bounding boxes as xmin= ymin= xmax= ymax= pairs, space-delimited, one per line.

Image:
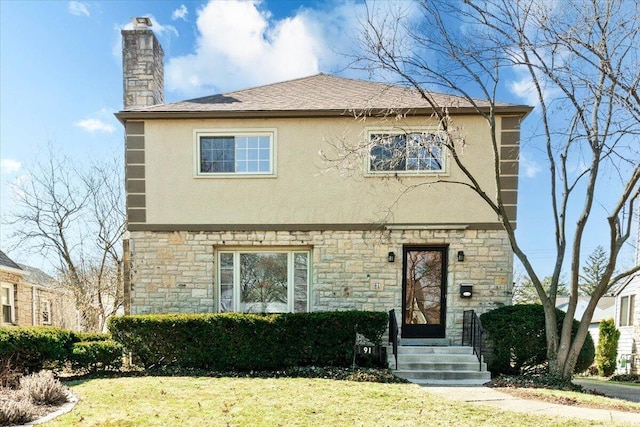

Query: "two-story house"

xmin=116 ymin=20 xmax=530 ymax=349
xmin=0 ymin=249 xmax=78 ymax=330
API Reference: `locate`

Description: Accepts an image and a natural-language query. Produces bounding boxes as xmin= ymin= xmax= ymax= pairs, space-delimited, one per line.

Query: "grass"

xmin=41 ymin=376 xmax=628 ymax=427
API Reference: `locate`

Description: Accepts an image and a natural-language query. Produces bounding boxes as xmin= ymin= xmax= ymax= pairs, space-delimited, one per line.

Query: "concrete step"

xmin=394 ymin=361 xmax=486 ymax=371
xmin=387 ymin=344 xmax=490 ymax=386
xmin=391 ymin=345 xmax=474 ymax=355
xmin=399 ymin=338 xmax=451 ymax=346
xmin=394 ymin=369 xmax=491 ymax=381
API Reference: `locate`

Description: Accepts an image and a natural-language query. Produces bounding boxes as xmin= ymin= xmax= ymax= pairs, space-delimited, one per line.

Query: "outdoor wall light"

xmin=387 ymin=252 xmax=396 ymax=263
xmin=457 ymin=250 xmax=465 ymax=262
xmin=460 ymin=284 xmax=473 ymax=298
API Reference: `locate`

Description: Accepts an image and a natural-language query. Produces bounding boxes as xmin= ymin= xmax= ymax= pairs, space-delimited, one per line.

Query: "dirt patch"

xmin=498 ymin=387 xmax=639 ymax=413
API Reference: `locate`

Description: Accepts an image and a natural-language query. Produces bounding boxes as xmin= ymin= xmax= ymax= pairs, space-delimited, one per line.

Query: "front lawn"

xmin=44 ymin=377 xmax=604 ymax=426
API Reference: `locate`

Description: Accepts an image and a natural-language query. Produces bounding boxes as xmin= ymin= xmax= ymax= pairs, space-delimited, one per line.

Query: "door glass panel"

xmin=404 ymin=250 xmax=442 ymax=325
xmin=239 ymin=253 xmax=288 ymax=313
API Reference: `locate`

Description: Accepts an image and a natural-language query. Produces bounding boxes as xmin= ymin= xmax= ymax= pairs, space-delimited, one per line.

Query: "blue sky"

xmin=0 ymin=0 xmax=636 ymax=276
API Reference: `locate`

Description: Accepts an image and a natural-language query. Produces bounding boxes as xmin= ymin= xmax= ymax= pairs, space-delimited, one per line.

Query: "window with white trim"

xmin=620 ymin=294 xmax=635 ymax=327
xmin=369 ymin=131 xmax=445 ymax=173
xmin=218 ymin=250 xmax=309 ymax=313
xmin=196 ymin=130 xmax=275 ymax=176
xmin=1 ymin=285 xmax=14 ymax=324
xmin=41 ymin=300 xmax=51 ymax=325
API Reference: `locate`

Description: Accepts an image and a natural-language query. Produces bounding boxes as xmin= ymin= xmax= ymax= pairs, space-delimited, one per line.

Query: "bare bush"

xmin=0 ymin=391 xmax=34 ymax=425
xmin=19 ymin=371 xmax=68 ymax=405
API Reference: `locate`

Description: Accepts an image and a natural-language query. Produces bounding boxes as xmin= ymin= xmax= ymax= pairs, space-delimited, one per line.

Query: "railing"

xmin=462 ymin=310 xmax=483 ymax=371
xmin=388 ymin=309 xmax=398 ymax=369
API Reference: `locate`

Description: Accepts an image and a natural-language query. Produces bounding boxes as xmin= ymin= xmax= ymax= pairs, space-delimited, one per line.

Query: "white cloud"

xmin=520 ymin=152 xmax=541 ymax=178
xmin=172 ymin=5 xmax=188 ymax=21
xmin=165 ymin=0 xmax=365 ymax=97
xmin=68 ymin=1 xmax=89 ymax=17
xmin=1 ymin=159 xmax=21 ymax=175
xmin=75 ymin=119 xmax=116 ymax=133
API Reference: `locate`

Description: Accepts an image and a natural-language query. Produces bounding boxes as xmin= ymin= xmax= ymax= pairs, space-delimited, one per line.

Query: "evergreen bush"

xmin=0 ymin=327 xmax=75 ymax=373
xmin=480 ymin=304 xmax=595 ymax=375
xmin=108 ymin=311 xmax=387 ymax=371
xmin=595 ymin=318 xmax=620 ymax=377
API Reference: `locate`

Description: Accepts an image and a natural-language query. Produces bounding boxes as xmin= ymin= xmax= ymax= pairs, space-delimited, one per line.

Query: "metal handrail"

xmin=388 ymin=309 xmax=398 ymax=369
xmin=462 ymin=310 xmax=483 ymax=371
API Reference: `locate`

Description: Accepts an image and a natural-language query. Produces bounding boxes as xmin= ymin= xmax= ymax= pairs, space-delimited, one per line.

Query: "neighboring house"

xmin=614 ymin=273 xmax=639 ymax=374
xmin=115 ymin=19 xmax=531 ymax=344
xmin=0 ymin=250 xmax=79 ymax=330
xmin=556 ymin=296 xmax=616 ymax=348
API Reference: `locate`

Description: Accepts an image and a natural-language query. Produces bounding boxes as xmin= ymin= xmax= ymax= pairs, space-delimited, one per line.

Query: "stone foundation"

xmin=128 ymin=228 xmax=513 ymax=344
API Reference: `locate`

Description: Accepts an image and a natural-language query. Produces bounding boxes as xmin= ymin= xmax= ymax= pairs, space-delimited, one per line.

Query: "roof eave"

xmin=115 ymin=105 xmax=533 ymax=124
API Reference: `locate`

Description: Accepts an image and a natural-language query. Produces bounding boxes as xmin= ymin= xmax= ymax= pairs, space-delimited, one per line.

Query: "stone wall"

xmin=129 ymin=228 xmax=513 ymax=343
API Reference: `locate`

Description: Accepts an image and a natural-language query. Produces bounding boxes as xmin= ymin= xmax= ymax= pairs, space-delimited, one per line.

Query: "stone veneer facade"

xmin=129 ymin=228 xmax=513 ymax=344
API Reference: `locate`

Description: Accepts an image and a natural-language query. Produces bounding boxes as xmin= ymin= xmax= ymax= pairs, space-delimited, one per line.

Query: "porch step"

xmin=388 ymin=345 xmax=491 ymax=386
xmin=400 ymin=338 xmax=450 ymax=346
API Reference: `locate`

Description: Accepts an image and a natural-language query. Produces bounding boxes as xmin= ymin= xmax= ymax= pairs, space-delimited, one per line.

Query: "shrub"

xmin=70 ymin=340 xmax=123 ymax=373
xmin=109 ymin=311 xmax=387 ymax=371
xmin=0 ymin=395 xmax=34 ymax=426
xmin=19 ymin=370 xmax=69 ymax=405
xmin=595 ymin=318 xmax=620 ymax=377
xmin=480 ymin=304 xmax=595 ymax=375
xmin=0 ymin=327 xmax=75 ymax=373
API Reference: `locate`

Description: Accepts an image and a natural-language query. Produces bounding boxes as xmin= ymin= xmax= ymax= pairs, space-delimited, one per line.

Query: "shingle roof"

xmin=118 ymin=74 xmax=531 ymax=118
xmin=0 ymin=250 xmax=23 ymax=271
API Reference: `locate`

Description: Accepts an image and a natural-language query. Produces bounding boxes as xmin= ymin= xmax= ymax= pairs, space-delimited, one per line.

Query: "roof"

xmin=18 ymin=264 xmax=56 ymax=289
xmin=0 ymin=250 xmax=23 ymax=272
xmin=116 ymin=74 xmax=532 ymax=121
xmin=556 ymin=296 xmax=616 ymax=324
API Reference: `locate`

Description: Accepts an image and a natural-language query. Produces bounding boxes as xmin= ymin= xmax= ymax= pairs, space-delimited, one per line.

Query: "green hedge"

xmin=480 ymin=304 xmax=595 ymax=375
xmin=0 ymin=327 xmax=121 ymax=374
xmin=108 ymin=311 xmax=388 ymax=371
xmin=0 ymin=327 xmax=75 ymax=373
xmin=70 ymin=340 xmax=124 ymax=373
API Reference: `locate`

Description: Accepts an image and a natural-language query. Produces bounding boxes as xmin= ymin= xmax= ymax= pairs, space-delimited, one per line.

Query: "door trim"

xmin=401 ymin=245 xmax=448 ymax=338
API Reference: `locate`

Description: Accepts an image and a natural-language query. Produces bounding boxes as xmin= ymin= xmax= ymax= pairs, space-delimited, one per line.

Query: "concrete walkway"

xmin=573 ymin=379 xmax=640 ymax=403
xmin=422 ymin=386 xmax=640 ymax=424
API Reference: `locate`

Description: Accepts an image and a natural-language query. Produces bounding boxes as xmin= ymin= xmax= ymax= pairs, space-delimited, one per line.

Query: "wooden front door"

xmin=401 ymin=246 xmax=447 ymax=338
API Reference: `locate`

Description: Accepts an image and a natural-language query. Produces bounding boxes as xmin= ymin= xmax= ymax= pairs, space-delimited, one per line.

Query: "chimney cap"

xmin=132 ymin=17 xmax=152 ymax=29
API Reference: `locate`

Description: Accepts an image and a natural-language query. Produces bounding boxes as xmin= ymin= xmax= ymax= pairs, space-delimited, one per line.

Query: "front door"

xmin=401 ymin=246 xmax=447 ymax=338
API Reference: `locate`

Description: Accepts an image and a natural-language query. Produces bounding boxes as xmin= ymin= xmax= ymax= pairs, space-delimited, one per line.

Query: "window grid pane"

xmin=370 ymin=132 xmax=444 ymax=172
xmin=200 ymin=135 xmax=272 ymax=174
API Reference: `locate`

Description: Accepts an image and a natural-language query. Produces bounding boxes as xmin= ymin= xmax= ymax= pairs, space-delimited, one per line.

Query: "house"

xmin=115 ymin=19 xmax=531 ymax=349
xmin=0 ymin=250 xmax=79 ymax=330
xmin=556 ymin=296 xmax=616 ymax=348
xmin=614 ymin=273 xmax=639 ymax=374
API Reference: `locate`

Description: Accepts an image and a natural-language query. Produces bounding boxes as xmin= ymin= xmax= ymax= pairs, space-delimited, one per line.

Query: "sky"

xmin=0 ymin=0 xmax=637 ymax=277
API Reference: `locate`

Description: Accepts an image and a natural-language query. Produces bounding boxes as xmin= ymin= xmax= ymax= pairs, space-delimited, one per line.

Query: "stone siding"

xmin=129 ymin=228 xmax=513 ymax=344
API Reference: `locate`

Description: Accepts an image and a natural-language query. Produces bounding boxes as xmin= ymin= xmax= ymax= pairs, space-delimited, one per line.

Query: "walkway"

xmin=423 ymin=385 xmax=640 ymax=424
xmin=573 ymin=379 xmax=640 ymax=403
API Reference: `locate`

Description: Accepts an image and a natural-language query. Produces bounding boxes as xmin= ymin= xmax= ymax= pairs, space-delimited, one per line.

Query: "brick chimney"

xmin=122 ymin=17 xmax=164 ymax=109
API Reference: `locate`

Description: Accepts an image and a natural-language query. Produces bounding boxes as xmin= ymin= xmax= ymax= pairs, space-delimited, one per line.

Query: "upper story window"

xmin=369 ymin=131 xmax=446 ymax=174
xmin=195 ymin=129 xmax=276 ymax=177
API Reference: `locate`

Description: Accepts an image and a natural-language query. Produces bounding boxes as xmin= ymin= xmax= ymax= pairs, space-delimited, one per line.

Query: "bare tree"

xmin=335 ymin=0 xmax=640 ymax=378
xmin=5 ymin=145 xmax=125 ymax=331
